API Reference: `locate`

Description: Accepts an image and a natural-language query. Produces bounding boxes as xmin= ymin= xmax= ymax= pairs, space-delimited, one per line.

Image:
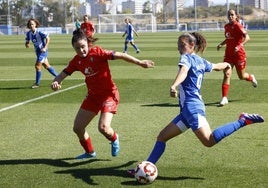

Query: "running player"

xmin=122 ymin=18 xmax=140 ymax=54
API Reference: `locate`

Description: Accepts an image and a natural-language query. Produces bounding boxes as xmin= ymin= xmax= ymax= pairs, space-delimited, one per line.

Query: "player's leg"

xmin=74 ymin=108 xmax=97 ymax=159
xmin=98 ymin=91 xmax=120 ymax=156
xmin=220 ymin=63 xmax=233 ymax=106
xmin=32 ymin=61 xmax=42 ymax=88
xmin=123 ymin=40 xmax=128 ymax=53
xmin=43 ymin=59 xmax=58 ymax=77
xmin=197 ymin=113 xmax=264 ymax=145
xmin=235 ymin=63 xmax=257 ymax=87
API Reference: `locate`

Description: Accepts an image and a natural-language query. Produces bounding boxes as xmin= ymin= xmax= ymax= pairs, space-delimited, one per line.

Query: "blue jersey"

xmin=25 ymin=30 xmax=48 ymax=53
xmin=178 ymin=53 xmax=213 ymax=114
xmin=125 ymin=23 xmax=135 ymax=41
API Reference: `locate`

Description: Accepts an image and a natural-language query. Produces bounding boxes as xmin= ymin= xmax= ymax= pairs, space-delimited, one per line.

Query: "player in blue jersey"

xmin=122 ymin=18 xmax=140 ymax=54
xmin=25 ymin=18 xmax=58 ymax=89
xmin=127 ymin=32 xmax=264 ymax=175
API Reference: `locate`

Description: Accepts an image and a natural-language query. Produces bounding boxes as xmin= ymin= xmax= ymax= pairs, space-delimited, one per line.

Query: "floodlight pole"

xmin=175 ymin=0 xmax=179 ymax=31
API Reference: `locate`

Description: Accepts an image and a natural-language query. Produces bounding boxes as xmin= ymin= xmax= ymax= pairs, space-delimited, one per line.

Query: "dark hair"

xmin=228 ymin=9 xmax=240 ymax=22
xmin=26 ymin=18 xmax=40 ymax=29
xmin=72 ymin=29 xmax=98 ymax=46
xmin=178 ymin=32 xmax=207 ymax=53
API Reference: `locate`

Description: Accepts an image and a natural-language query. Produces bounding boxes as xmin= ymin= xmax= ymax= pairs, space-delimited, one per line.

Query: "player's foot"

xmin=127 ymin=169 xmax=135 ymax=176
xmin=123 ymin=51 xmax=127 ymax=53
xmin=219 ymin=97 xmax=228 ymax=106
xmin=251 ymin=74 xmax=257 ymax=88
xmin=111 ymin=134 xmax=120 ymax=157
xmin=31 ymin=83 xmax=39 ymax=89
xmin=75 ymin=151 xmax=96 ymax=159
xmin=239 ymin=112 xmax=264 ymax=126
xmin=136 ymin=49 xmax=140 ymax=53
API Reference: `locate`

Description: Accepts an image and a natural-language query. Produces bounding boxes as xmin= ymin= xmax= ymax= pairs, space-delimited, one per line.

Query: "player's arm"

xmin=25 ymin=40 xmax=30 ymax=48
xmin=42 ymin=36 xmax=50 ymax=52
xmin=217 ymin=39 xmax=226 ymax=51
xmin=170 ymin=65 xmax=188 ymax=97
xmin=51 ymin=71 xmax=68 ymax=91
xmin=113 ymin=52 xmax=154 ymax=68
xmin=212 ymin=62 xmax=231 ymax=71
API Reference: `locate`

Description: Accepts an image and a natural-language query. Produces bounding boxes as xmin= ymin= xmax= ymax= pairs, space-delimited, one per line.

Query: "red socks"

xmin=79 ymin=137 xmax=94 ymax=153
xmin=222 ymin=84 xmax=230 ymax=97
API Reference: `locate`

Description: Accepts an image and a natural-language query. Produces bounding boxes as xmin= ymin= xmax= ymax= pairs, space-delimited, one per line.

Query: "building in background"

xmin=122 ymin=0 xmax=142 ymax=14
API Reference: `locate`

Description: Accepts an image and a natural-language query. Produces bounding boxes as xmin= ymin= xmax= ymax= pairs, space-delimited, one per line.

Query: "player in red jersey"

xmin=80 ymin=14 xmax=95 ymax=38
xmin=217 ymin=9 xmax=257 ymax=106
xmin=51 ymin=29 xmax=154 ymax=159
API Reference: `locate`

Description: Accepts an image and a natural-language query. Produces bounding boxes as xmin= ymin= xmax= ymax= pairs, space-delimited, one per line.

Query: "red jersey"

xmin=81 ymin=22 xmax=95 ymax=37
xmin=224 ymin=21 xmax=247 ymax=62
xmin=64 ymin=46 xmax=117 ymax=94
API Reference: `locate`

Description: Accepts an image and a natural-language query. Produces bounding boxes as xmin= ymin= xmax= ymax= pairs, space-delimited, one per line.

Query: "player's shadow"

xmin=141 ymin=103 xmax=177 ymax=108
xmin=55 ymin=160 xmax=205 ymax=186
xmin=0 ymin=86 xmax=32 ymax=90
xmin=0 ymin=158 xmax=204 ymax=185
xmin=0 ymin=157 xmax=108 ymax=168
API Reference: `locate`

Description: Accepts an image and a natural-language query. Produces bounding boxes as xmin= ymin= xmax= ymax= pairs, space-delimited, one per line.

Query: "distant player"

xmin=80 ymin=15 xmax=95 ymax=37
xmin=122 ymin=18 xmax=140 ymax=53
xmin=217 ymin=9 xmax=257 ymax=106
xmin=25 ymin=18 xmax=58 ymax=89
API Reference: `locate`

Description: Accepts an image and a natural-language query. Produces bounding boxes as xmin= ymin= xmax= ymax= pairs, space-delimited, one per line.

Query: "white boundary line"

xmin=0 ymin=83 xmax=85 ymax=113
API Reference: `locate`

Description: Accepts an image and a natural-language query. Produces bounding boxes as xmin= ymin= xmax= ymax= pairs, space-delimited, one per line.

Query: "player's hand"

xmin=170 ymin=87 xmax=178 ymax=98
xmin=51 ymin=81 xmax=61 ymax=91
xmin=217 ymin=44 xmax=222 ymax=51
xmin=139 ymin=60 xmax=154 ymax=68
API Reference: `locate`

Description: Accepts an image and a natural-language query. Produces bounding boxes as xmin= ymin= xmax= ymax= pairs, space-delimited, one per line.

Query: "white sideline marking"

xmin=0 ymin=83 xmax=85 ymax=113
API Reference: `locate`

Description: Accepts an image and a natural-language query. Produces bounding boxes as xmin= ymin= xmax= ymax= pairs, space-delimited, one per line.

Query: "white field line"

xmin=0 ymin=83 xmax=85 ymax=113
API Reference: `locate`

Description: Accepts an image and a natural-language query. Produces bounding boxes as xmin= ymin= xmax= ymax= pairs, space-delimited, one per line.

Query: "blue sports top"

xmin=125 ymin=23 xmax=134 ymax=38
xmin=178 ymin=53 xmax=213 ymax=113
xmin=25 ymin=30 xmax=48 ymax=52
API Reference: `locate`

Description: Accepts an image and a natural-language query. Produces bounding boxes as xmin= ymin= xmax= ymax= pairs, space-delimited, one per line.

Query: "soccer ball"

xmin=134 ymin=161 xmax=158 ymax=184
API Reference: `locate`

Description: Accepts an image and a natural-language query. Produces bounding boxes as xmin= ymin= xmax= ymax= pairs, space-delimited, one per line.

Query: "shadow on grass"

xmin=0 ymin=86 xmax=32 ymax=90
xmin=0 ymin=157 xmax=109 ymax=167
xmin=0 ymin=158 xmax=204 ymax=185
xmin=55 ymin=160 xmax=205 ymax=186
xmin=141 ymin=99 xmax=242 ymax=108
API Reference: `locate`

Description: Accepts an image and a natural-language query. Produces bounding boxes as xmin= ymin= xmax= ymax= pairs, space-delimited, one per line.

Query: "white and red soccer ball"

xmin=134 ymin=161 xmax=158 ymax=184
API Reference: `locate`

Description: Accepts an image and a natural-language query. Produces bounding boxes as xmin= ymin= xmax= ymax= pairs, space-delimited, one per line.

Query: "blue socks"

xmin=47 ymin=67 xmax=58 ymax=77
xmin=36 ymin=70 xmax=42 ymax=85
xmin=147 ymin=141 xmax=166 ymax=164
xmin=213 ymin=119 xmax=245 ymax=143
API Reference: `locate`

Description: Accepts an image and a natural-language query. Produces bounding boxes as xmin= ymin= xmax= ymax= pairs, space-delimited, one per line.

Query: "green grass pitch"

xmin=0 ymin=31 xmax=268 ymax=187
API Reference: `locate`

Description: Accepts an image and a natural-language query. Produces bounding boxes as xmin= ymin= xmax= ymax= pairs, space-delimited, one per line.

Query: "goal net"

xmin=188 ymin=21 xmax=220 ymax=31
xmin=98 ymin=13 xmax=156 ymax=33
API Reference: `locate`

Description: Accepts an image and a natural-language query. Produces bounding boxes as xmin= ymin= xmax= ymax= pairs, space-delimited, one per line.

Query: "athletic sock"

xmin=105 ymin=132 xmax=117 ymax=142
xmin=246 ymin=74 xmax=253 ymax=81
xmin=79 ymin=137 xmax=94 ymax=153
xmin=146 ymin=141 xmax=166 ymax=164
xmin=222 ymin=84 xmax=229 ymax=97
xmin=212 ymin=120 xmax=244 ymax=143
xmin=133 ymin=44 xmax=138 ymax=51
xmin=47 ymin=67 xmax=58 ymax=77
xmin=36 ymin=70 xmax=42 ymax=85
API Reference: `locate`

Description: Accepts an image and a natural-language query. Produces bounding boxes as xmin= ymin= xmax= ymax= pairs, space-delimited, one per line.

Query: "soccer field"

xmin=0 ymin=31 xmax=267 ymax=187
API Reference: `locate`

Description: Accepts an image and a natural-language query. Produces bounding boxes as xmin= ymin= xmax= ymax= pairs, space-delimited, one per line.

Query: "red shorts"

xmin=80 ymin=89 xmax=120 ymax=114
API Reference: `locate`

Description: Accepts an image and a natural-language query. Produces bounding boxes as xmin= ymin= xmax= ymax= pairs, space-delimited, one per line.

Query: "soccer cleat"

xmin=75 ymin=151 xmax=96 ymax=159
xmin=239 ymin=113 xmax=264 ymax=126
xmin=31 ymin=84 xmax=39 ymax=89
xmin=136 ymin=49 xmax=140 ymax=54
xmin=111 ymin=134 xmax=120 ymax=157
xmin=219 ymin=97 xmax=228 ymax=106
xmin=127 ymin=169 xmax=135 ymax=176
xmin=251 ymin=74 xmax=257 ymax=88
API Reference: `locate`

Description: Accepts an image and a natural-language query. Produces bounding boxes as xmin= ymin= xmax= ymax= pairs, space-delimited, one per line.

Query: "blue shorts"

xmin=172 ymin=111 xmax=209 ymax=132
xmin=125 ymin=35 xmax=134 ymax=42
xmin=36 ymin=50 xmax=48 ymax=63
